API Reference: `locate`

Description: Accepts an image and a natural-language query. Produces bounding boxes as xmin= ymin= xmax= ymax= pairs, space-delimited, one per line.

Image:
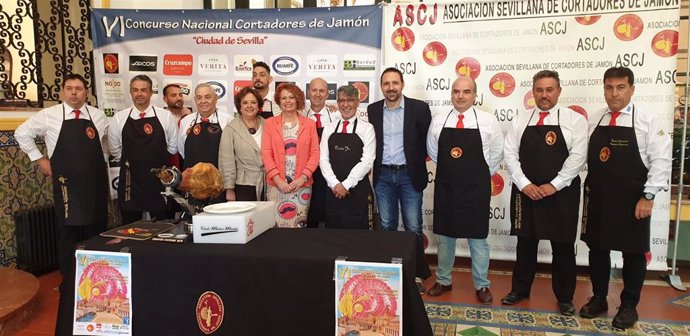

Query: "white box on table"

xmin=193 ymin=201 xmax=275 ymax=244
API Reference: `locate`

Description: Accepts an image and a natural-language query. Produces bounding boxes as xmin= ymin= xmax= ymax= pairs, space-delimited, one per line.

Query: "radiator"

xmin=13 ymin=205 xmax=59 ymax=275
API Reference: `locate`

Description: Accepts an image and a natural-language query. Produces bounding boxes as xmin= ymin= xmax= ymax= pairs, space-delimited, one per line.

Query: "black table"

xmin=56 ymin=228 xmax=432 ymax=335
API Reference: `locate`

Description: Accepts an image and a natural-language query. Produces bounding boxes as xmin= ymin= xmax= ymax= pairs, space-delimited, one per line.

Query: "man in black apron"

xmin=319 ymin=85 xmax=375 ymax=229
xmin=15 ymin=74 xmax=108 ymax=277
xmin=425 ymin=77 xmax=504 ymax=305
xmin=502 ymin=70 xmax=588 ymax=316
xmin=579 ymin=67 xmax=670 ymax=329
xmin=252 ymin=61 xmax=281 ymax=119
xmin=178 ymin=83 xmax=228 ymax=206
xmin=109 ymin=75 xmax=179 ymax=224
xmin=306 ymin=78 xmax=341 ymax=228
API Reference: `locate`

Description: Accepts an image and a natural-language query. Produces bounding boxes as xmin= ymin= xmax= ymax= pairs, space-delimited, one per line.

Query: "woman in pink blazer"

xmin=261 ymin=83 xmax=320 ymax=228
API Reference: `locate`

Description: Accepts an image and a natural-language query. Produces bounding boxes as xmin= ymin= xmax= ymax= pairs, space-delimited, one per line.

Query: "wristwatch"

xmin=643 ymin=192 xmax=655 ymax=201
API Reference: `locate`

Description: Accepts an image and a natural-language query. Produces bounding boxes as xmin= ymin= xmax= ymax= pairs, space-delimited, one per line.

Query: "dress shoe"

xmin=427 ymin=282 xmax=453 ymax=296
xmin=415 ymin=277 xmax=426 ymax=295
xmin=476 ymin=287 xmax=493 ymax=304
xmin=501 ymin=291 xmax=529 ymax=305
xmin=612 ymin=304 xmax=638 ymax=329
xmin=579 ymin=296 xmax=608 ymax=318
xmin=558 ymin=301 xmax=576 ymax=316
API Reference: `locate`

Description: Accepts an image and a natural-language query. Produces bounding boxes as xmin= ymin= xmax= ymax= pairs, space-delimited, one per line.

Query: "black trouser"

xmin=120 ymin=210 xmax=175 ymax=225
xmin=511 ymin=236 xmax=577 ymax=303
xmin=235 ymin=184 xmax=259 ymax=201
xmin=588 ymin=246 xmax=646 ymax=306
xmin=57 ymin=223 xmax=105 ymax=277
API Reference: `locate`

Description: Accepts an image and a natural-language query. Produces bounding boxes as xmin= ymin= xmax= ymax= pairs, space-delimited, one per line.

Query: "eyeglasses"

xmin=336 ymin=98 xmax=357 ymax=103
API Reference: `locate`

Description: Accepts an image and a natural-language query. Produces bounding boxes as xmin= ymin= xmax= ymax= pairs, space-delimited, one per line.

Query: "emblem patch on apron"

xmin=545 ymin=131 xmax=557 ymax=145
xmin=450 ymin=147 xmax=463 ymax=158
xmin=143 ymin=123 xmax=153 ymax=135
xmin=86 ymin=126 xmax=96 ymax=140
xmin=207 ymin=124 xmax=220 ymax=134
xmin=196 ymin=291 xmax=224 ymax=334
xmin=193 ymin=124 xmax=202 ymax=136
xmin=599 ymin=147 xmax=611 ymax=162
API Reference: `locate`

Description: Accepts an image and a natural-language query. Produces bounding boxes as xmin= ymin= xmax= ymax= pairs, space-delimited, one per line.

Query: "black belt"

xmin=381 ymin=164 xmax=407 ymax=171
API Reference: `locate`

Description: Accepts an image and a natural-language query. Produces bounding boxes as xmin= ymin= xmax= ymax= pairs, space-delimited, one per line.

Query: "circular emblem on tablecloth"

xmin=599 ymin=147 xmax=611 ymax=162
xmin=193 ymin=124 xmax=202 ymax=136
xmin=85 ymin=126 xmax=96 ymax=140
xmin=196 ymin=291 xmax=224 ymax=334
xmin=207 ymin=124 xmax=221 ymax=134
xmin=545 ymin=131 xmax=557 ymax=145
xmin=143 ymin=123 xmax=153 ymax=135
xmin=450 ymin=147 xmax=463 ymax=159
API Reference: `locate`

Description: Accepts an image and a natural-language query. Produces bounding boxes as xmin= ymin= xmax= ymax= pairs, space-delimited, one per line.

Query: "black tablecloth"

xmin=56 ymin=228 xmax=432 ymax=336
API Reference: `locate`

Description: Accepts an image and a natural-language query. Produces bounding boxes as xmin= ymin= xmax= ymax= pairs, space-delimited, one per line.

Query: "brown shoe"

xmin=476 ymin=287 xmax=493 ymax=304
xmin=427 ymin=282 xmax=453 ymax=296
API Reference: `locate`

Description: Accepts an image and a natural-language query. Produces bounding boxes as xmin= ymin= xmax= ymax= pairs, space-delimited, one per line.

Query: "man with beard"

xmin=252 ymin=61 xmax=281 ymax=119
xmin=163 ymin=84 xmax=192 ymax=121
xmin=502 ymin=70 xmax=588 ymax=316
xmin=319 ymin=85 xmax=374 ymax=229
xmin=368 ymin=67 xmax=432 ymax=293
xmin=579 ymin=67 xmax=671 ymax=329
xmin=109 ymin=74 xmax=179 ymax=224
xmin=305 ymin=77 xmax=341 ymax=228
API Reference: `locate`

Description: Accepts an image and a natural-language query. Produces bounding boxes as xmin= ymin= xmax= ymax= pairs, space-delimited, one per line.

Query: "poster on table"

xmin=73 ymin=250 xmax=132 ymax=336
xmin=335 ymin=260 xmax=403 ymax=336
xmin=383 ymin=0 xmax=679 ymax=270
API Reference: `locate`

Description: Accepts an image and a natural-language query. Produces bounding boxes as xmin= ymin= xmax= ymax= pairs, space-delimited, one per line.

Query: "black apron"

xmin=118 ymin=108 xmax=171 ymax=212
xmin=51 ymin=105 xmax=108 ymax=226
xmin=309 ymin=111 xmax=333 ymax=225
xmin=325 ymin=119 xmax=372 ymax=230
xmin=433 ymin=109 xmax=491 ymax=238
xmin=582 ymin=108 xmax=650 ymax=253
xmin=510 ymin=109 xmax=581 ymax=243
xmin=183 ymin=112 xmax=222 ymax=170
xmin=258 ymin=99 xmax=275 ymax=120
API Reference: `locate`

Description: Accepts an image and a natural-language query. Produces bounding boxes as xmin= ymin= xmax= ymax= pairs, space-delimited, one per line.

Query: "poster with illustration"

xmin=335 ymin=260 xmax=402 ymax=336
xmin=73 ymin=250 xmax=132 ymax=336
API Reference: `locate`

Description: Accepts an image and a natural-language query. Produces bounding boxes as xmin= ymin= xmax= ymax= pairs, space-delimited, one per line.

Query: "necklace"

xmin=243 ymin=117 xmax=258 ymax=134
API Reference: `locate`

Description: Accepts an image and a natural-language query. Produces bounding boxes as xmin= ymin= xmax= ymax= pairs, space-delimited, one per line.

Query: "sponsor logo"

xmin=233 ymin=55 xmax=263 ymax=76
xmin=163 ymin=54 xmax=193 ymax=76
xmin=491 ymin=174 xmax=504 ymax=196
xmin=143 ymin=123 xmax=153 ymax=135
xmin=523 ymin=91 xmax=536 ymax=110
xmin=198 ymin=54 xmax=229 ymax=76
xmin=129 ymin=55 xmax=157 ymax=72
xmin=450 ymin=147 xmax=463 ymax=158
xmin=575 ymin=16 xmax=601 ymax=25
xmin=651 ymin=30 xmax=678 ymax=57
xmin=569 ymin=105 xmax=588 ymax=120
xmin=342 ymin=54 xmax=376 ymax=76
xmin=545 ymin=131 xmax=557 ymax=146
xmin=103 ymin=53 xmax=119 ymax=74
xmin=208 ymin=124 xmax=220 ymax=134
xmin=489 ymin=72 xmax=515 ymax=98
xmin=206 ymin=80 xmax=228 ymax=101
xmin=272 ymin=56 xmax=300 ymax=76
xmin=196 ymin=291 xmax=224 ymax=334
xmin=306 ymin=55 xmax=337 ymax=77
xmin=614 ymin=14 xmax=644 ymax=41
xmin=599 ymin=147 xmax=611 ymax=162
xmin=349 ymin=81 xmax=370 ymax=103
xmin=86 ymin=126 xmax=96 ymax=140
xmin=234 ymin=80 xmax=253 ymax=95
xmin=391 ymin=27 xmax=415 ymax=51
xmin=455 ymin=57 xmax=480 ymax=80
xmin=163 ymin=80 xmax=193 ymax=96
xmin=103 ymin=78 xmax=125 ymax=99
xmin=87 ymin=325 xmax=94 ymax=332
xmin=422 ymin=41 xmax=447 ymax=66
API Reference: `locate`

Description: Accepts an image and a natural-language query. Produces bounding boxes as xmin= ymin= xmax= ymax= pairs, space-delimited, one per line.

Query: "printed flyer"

xmin=73 ymin=250 xmax=132 ymax=336
xmin=335 ymin=260 xmax=402 ymax=336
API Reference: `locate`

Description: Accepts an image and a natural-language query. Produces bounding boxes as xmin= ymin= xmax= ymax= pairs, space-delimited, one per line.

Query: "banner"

xmin=90 ymin=7 xmax=382 ymax=120
xmin=383 ymin=0 xmax=678 ymax=270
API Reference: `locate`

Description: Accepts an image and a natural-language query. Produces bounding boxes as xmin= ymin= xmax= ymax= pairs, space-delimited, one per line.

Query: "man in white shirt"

xmin=425 ymin=77 xmax=504 ymax=304
xmin=501 ymin=70 xmax=588 ymax=316
xmin=109 ymin=74 xmax=178 ymax=224
xmin=306 ymin=77 xmax=341 ymax=228
xmin=579 ymin=67 xmax=671 ymax=329
xmin=319 ymin=85 xmax=375 ymax=229
xmin=15 ymin=74 xmax=109 ymax=277
xmin=252 ymin=61 xmax=280 ymax=119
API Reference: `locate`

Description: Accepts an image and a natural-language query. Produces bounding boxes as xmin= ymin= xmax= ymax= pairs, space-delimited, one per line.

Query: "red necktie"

xmin=609 ymin=111 xmax=621 ymax=126
xmin=73 ymin=110 xmax=80 ymax=120
xmin=201 ymin=117 xmax=209 ymax=123
xmin=456 ymin=114 xmax=464 ymax=129
xmin=536 ymin=111 xmax=549 ymax=126
xmin=139 ymin=112 xmax=146 ymax=119
xmin=342 ymin=120 xmax=349 ymax=133
xmin=314 ymin=114 xmax=322 ymax=128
